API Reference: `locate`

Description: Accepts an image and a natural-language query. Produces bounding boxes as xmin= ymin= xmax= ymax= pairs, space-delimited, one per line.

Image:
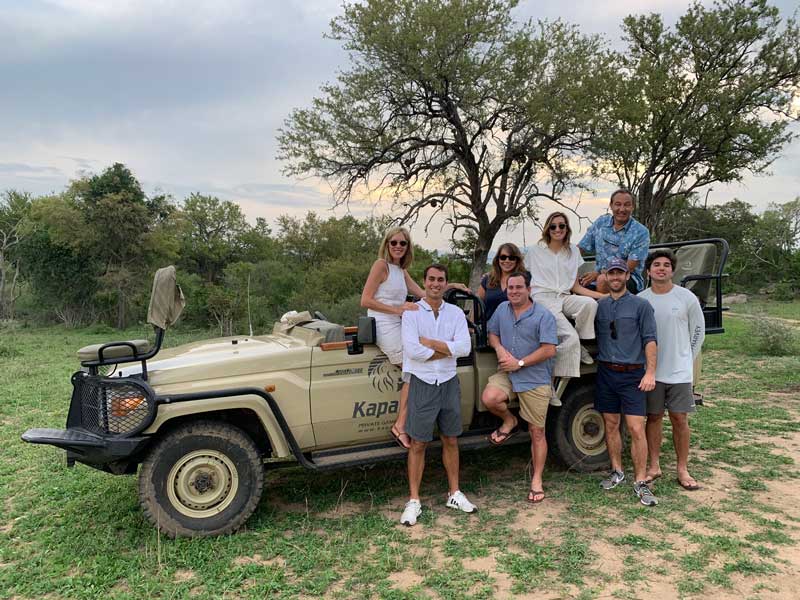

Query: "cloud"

xmin=0 ymin=162 xmax=63 ymax=178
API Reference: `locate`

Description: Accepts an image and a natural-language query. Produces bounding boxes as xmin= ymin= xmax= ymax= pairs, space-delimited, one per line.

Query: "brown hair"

xmin=423 ymin=263 xmax=448 ymax=281
xmin=539 ymin=211 xmax=573 ymax=256
xmin=645 ymin=249 xmax=677 ymax=271
xmin=377 ymin=226 xmax=413 ymax=269
xmin=488 ymin=243 xmax=524 ymax=288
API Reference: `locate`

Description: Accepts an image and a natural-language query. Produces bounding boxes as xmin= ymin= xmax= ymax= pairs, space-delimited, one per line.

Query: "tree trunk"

xmin=469 ymin=234 xmax=492 ymax=290
xmin=116 ymin=282 xmax=127 ymax=330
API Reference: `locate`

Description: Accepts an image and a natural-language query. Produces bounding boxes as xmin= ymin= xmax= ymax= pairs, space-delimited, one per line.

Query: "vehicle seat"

xmin=673 ymin=243 xmax=717 ymax=305
xmin=77 ymin=339 xmax=151 ymax=362
xmin=577 ymin=260 xmax=595 ymax=279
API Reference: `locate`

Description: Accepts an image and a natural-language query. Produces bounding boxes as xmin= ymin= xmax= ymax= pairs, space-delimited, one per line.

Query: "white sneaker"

xmin=400 ymin=499 xmax=422 ymax=526
xmin=549 ymin=388 xmax=562 ymax=407
xmin=580 ymin=345 xmax=594 ymax=365
xmin=445 ymin=490 xmax=477 ymax=513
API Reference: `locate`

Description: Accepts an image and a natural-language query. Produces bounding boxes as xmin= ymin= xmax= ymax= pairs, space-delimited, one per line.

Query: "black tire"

xmin=138 ymin=420 xmax=264 ymax=538
xmin=547 ymin=383 xmax=612 ymax=473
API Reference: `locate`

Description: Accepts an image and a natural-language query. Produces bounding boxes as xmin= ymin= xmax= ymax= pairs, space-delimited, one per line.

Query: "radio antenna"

xmin=247 ymin=272 xmax=254 ymax=337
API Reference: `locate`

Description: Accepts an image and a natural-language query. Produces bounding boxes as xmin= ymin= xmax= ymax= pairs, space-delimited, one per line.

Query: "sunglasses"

xmin=498 ymin=255 xmax=518 ymax=261
xmin=389 ymin=240 xmax=408 ymax=247
xmin=549 ymin=223 xmax=567 ymax=231
xmin=610 ymin=320 xmax=617 ymax=340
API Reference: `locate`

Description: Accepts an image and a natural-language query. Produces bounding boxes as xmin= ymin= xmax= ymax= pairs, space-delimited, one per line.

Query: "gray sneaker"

xmin=634 ymin=481 xmax=659 ymax=506
xmin=601 ymin=470 xmax=625 ymax=490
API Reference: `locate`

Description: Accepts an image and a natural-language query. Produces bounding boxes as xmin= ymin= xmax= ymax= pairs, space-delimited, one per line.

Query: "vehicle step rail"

xmin=309 ymin=427 xmax=530 ymax=471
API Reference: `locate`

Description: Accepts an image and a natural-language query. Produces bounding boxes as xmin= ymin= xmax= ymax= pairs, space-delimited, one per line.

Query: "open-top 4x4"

xmin=22 ymin=239 xmax=728 ymax=537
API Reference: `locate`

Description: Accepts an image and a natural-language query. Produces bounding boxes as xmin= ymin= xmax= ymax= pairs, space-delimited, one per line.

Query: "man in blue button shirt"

xmin=594 ymin=258 xmax=659 ymax=506
xmin=578 ymin=189 xmax=650 ymax=293
xmin=482 ymin=271 xmax=558 ymax=503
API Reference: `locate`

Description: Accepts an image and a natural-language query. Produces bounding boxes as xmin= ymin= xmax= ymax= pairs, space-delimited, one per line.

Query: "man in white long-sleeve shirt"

xmin=639 ymin=250 xmax=706 ymax=491
xmin=399 ymin=264 xmax=475 ymax=526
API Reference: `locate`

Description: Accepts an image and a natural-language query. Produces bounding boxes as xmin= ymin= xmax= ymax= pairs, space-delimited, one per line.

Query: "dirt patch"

xmin=386 ymin=569 xmax=424 ymax=589
xmin=232 ymin=554 xmax=284 ymax=568
xmin=173 ymin=569 xmax=195 ymax=582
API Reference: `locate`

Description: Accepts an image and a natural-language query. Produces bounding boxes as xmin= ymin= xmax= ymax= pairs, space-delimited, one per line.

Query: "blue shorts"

xmin=594 ymin=363 xmax=646 ymax=416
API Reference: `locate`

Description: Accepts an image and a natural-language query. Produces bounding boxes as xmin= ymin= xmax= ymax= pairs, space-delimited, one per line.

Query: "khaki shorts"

xmin=486 ymin=372 xmax=551 ymax=428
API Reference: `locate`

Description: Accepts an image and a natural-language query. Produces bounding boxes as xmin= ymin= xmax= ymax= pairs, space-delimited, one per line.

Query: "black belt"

xmin=599 ymin=361 xmax=643 ymax=372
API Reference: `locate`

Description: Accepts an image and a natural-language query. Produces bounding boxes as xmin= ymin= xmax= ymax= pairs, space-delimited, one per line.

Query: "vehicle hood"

xmin=116 ymin=334 xmax=311 ymax=387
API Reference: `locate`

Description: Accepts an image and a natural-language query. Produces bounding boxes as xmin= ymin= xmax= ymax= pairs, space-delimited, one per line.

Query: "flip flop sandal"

xmin=391 ymin=427 xmax=411 ymax=450
xmin=644 ymin=473 xmax=662 ymax=485
xmin=677 ymin=478 xmax=701 ymax=491
xmin=489 ymin=426 xmax=517 ymax=446
xmin=527 ymin=490 xmax=545 ymax=504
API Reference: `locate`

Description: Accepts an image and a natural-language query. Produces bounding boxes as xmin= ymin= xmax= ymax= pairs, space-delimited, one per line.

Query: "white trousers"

xmin=533 ymin=293 xmax=598 ymax=378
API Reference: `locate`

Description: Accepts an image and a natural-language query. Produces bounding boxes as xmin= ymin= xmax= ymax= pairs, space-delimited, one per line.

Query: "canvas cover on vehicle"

xmin=147 ymin=265 xmax=185 ymax=330
xmin=272 ymin=311 xmax=345 ymax=344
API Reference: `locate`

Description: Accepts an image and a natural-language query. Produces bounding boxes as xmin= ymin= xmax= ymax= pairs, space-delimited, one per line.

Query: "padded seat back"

xmin=673 ymin=243 xmax=717 ymax=305
xmin=77 ymin=339 xmax=151 ymax=362
xmin=577 ymin=260 xmax=595 ymax=278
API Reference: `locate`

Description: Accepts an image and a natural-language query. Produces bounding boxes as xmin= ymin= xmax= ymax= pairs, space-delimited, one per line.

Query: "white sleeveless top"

xmin=367 ymin=262 xmax=407 ymax=321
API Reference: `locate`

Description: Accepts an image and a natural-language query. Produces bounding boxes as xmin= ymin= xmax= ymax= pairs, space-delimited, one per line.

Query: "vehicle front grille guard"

xmin=67 ymin=372 xmax=158 ymax=437
xmin=65 ymin=374 xmax=320 ymax=469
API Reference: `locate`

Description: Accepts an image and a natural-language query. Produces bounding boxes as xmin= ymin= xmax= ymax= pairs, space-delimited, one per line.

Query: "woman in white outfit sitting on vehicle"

xmin=525 ymin=212 xmax=606 ymax=383
xmin=361 ymin=227 xmax=425 ymax=450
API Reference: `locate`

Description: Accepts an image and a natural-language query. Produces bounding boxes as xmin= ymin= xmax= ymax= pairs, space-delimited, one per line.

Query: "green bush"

xmin=747 ymin=314 xmax=799 ymax=356
xmin=772 ymin=281 xmax=796 ymax=302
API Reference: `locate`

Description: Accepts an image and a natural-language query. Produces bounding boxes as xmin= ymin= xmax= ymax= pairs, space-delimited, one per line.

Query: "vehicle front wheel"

xmin=138 ymin=420 xmax=264 ymax=538
xmin=547 ymin=383 xmax=612 ymax=473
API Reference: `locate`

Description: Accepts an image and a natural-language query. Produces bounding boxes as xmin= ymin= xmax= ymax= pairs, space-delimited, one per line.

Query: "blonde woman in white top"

xmin=525 ymin=212 xmax=606 ymax=380
xmin=361 ymin=227 xmax=425 ymax=449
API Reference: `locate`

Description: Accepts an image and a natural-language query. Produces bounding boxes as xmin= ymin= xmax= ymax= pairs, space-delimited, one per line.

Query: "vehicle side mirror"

xmin=357 ymin=316 xmax=376 ymax=345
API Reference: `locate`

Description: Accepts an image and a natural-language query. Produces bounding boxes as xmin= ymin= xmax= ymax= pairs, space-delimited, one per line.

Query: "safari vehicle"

xmin=22 ymin=239 xmax=728 ymax=538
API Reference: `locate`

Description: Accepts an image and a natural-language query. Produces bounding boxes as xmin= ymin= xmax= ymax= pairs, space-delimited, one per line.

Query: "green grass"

xmin=1 ymin=312 xmax=799 ymax=599
xmin=728 ymin=297 xmax=800 ymax=321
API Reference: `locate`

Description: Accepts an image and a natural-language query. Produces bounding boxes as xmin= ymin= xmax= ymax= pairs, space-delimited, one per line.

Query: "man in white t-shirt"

xmin=639 ymin=250 xmax=705 ymax=491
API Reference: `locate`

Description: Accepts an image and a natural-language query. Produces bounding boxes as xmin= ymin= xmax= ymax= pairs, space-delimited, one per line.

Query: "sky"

xmin=1 ymin=0 xmax=798 ymax=252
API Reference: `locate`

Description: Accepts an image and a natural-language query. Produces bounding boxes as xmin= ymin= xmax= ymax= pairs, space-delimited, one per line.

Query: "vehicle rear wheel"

xmin=138 ymin=420 xmax=264 ymax=538
xmin=547 ymin=383 xmax=612 ymax=473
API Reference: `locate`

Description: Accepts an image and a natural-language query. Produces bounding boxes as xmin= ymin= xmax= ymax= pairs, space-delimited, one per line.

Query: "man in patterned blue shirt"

xmin=578 ymin=189 xmax=650 ymax=293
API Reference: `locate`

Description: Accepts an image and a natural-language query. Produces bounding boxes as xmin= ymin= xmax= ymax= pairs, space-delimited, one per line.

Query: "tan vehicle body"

xmin=133 ymin=328 xmax=487 ymax=459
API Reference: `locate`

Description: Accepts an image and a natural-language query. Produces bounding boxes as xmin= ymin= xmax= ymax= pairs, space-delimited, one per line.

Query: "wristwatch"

xmin=518 ymin=359 xmax=525 ymax=368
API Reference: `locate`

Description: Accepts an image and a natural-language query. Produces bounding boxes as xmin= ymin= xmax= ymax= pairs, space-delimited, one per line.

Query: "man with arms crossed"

xmin=400 ymin=264 xmax=475 ymax=526
xmin=595 ymin=258 xmax=659 ymax=505
xmin=481 ymin=271 xmax=558 ymax=503
xmin=578 ymin=189 xmax=650 ymax=294
xmin=639 ymin=250 xmax=705 ymax=491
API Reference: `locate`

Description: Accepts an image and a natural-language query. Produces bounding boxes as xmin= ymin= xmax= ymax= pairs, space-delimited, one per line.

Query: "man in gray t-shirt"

xmin=639 ymin=250 xmax=705 ymax=491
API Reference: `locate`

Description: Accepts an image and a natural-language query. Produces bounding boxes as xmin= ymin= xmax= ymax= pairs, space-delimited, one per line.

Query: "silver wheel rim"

xmin=571 ymin=405 xmax=606 ymax=457
xmin=167 ymin=450 xmax=239 ymax=518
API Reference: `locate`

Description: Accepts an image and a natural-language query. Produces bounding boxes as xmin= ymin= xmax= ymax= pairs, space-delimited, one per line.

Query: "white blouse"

xmin=525 ymin=242 xmax=584 ymax=296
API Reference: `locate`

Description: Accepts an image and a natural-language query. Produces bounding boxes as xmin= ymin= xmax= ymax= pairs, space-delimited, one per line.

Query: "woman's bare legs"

xmin=391 ymin=381 xmax=411 ymax=449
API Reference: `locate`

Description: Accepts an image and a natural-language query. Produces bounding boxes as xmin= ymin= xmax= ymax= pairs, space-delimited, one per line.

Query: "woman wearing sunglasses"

xmin=361 ymin=227 xmax=425 ymax=449
xmin=477 ymin=243 xmax=526 ymax=321
xmin=525 ymin=212 xmax=606 ymax=383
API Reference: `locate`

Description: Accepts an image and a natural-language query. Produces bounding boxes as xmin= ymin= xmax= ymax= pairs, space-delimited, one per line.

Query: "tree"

xmin=65 ymin=163 xmax=176 ymax=328
xmin=17 ymin=195 xmax=100 ymax=326
xmin=178 ymin=194 xmax=251 ymax=283
xmin=0 ymin=190 xmax=31 ymax=320
xmin=591 ymin=0 xmax=800 ymax=234
xmin=278 ymin=0 xmax=613 ymax=286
